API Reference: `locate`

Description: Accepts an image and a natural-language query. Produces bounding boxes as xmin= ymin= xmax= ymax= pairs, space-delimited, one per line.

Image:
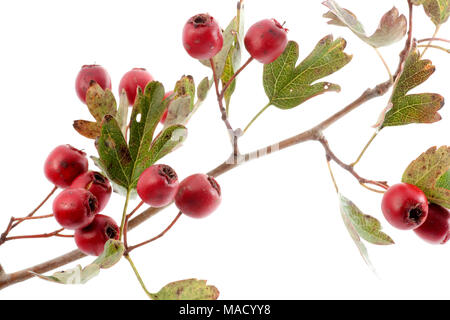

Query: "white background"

xmin=0 ymin=0 xmax=448 ymax=300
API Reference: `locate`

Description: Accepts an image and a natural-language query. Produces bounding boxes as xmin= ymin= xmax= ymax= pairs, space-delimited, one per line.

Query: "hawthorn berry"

xmin=74 ymin=214 xmax=119 ymax=256
xmin=175 ymin=174 xmax=221 ymax=218
xmin=182 ymin=14 xmax=224 ymax=60
xmin=137 ymin=164 xmax=179 ymax=207
xmin=53 ymin=188 xmax=98 ymax=230
xmin=414 ymin=203 xmax=450 ymax=245
xmin=244 ymin=19 xmax=288 ymax=64
xmin=75 ymin=65 xmax=112 ymax=103
xmin=119 ymin=68 xmax=154 ymax=106
xmin=381 ymin=183 xmax=429 ymax=230
xmin=70 ymin=171 xmax=112 ymax=212
xmin=160 ymin=91 xmax=174 ymax=124
xmin=44 ymin=145 xmax=89 ymax=188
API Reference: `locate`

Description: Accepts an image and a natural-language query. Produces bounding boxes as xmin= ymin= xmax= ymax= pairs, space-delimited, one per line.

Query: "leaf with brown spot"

xmin=379 ymin=47 xmax=444 ymax=128
xmin=323 ymin=0 xmax=407 ymax=48
xmin=73 ymin=120 xmax=101 ymax=139
xmin=402 ymin=146 xmax=450 ymax=209
xmin=414 ymin=0 xmax=450 ymax=26
xmin=150 ymin=279 xmax=219 ymax=300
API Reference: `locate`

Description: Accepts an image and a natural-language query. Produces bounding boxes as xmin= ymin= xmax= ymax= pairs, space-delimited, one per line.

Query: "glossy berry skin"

xmin=70 ymin=171 xmax=112 ymax=212
xmin=75 ymin=65 xmax=111 ymax=103
xmin=381 ymin=183 xmax=429 ymax=230
xmin=137 ymin=164 xmax=179 ymax=207
xmin=44 ymin=145 xmax=89 ymax=188
xmin=53 ymin=188 xmax=98 ymax=230
xmin=182 ymin=14 xmax=223 ymax=60
xmin=119 ymin=68 xmax=154 ymax=106
xmin=244 ymin=19 xmax=288 ymax=64
xmin=414 ymin=203 xmax=450 ymax=244
xmin=175 ymin=174 xmax=221 ymax=219
xmin=74 ymin=214 xmax=119 ymax=256
xmin=160 ymin=91 xmax=174 ymax=124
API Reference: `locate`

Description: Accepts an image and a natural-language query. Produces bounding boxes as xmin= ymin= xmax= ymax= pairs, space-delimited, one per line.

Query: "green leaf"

xmin=380 ymin=48 xmax=444 ymax=128
xmin=340 ymin=195 xmax=394 ymax=245
xmin=32 ymin=241 xmax=124 ymax=285
xmin=416 ymin=0 xmax=450 ymax=25
xmin=263 ymin=37 xmax=352 ymax=110
xmin=129 ymin=81 xmax=166 ymax=187
xmin=197 ymin=77 xmax=211 ymax=102
xmin=116 ymin=89 xmax=129 ymax=137
xmin=402 ymin=146 xmax=450 ymax=209
xmin=95 ymin=115 xmax=133 ymax=189
xmin=73 ymin=82 xmax=117 ymax=139
xmin=323 ymin=0 xmax=407 ymax=48
xmin=149 ymin=125 xmax=188 ymax=164
xmin=164 ymin=76 xmax=196 ymax=128
xmin=221 ymin=47 xmax=238 ymax=110
xmin=150 ymin=279 xmax=220 ymax=300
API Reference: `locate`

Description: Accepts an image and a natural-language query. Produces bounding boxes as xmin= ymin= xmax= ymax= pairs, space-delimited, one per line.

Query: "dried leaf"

xmin=150 ymin=279 xmax=220 ymax=300
xmin=416 ymin=0 xmax=450 ymax=25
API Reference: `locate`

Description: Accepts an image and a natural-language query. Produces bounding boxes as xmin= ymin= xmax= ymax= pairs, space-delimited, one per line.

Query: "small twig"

xmin=418 ymin=37 xmax=450 ymax=44
xmin=119 ymin=190 xmax=131 ymax=240
xmin=417 ymin=44 xmax=449 ymax=54
xmin=420 ymin=25 xmax=441 ymax=58
xmin=4 ymin=228 xmax=66 ymax=242
xmin=123 ymin=201 xmax=144 ymax=250
xmin=220 ymin=57 xmax=253 ymax=100
xmin=126 ymin=211 xmax=182 ymax=254
xmin=374 ymin=47 xmax=393 ymax=84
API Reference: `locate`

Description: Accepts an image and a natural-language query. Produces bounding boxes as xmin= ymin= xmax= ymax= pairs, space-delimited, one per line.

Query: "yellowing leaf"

xmin=402 ymin=146 xmax=450 ymax=209
xmin=150 ymin=279 xmax=219 ymax=300
xmin=415 ymin=0 xmax=450 ymax=25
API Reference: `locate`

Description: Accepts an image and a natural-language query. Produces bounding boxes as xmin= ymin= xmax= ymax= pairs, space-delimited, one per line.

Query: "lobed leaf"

xmin=323 ymin=0 xmax=407 ymax=48
xmin=415 ymin=0 xmax=450 ymax=25
xmin=380 ymin=48 xmax=444 ymax=128
xmin=340 ymin=195 xmax=394 ymax=245
xmin=150 ymin=279 xmax=220 ymax=300
xmin=263 ymin=36 xmax=352 ymax=110
xmin=402 ymin=146 xmax=450 ymax=209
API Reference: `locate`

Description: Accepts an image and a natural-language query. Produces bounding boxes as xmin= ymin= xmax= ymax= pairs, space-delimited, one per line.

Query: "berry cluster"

xmin=137 ymin=164 xmax=222 ymax=219
xmin=44 ymin=145 xmax=118 ymax=256
xmin=382 ymin=183 xmax=450 ymax=244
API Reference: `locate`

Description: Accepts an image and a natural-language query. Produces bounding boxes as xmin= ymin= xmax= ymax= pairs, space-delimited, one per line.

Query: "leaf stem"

xmin=374 ymin=47 xmax=393 ymax=83
xmin=124 ymin=254 xmax=153 ymax=299
xmin=420 ymin=25 xmax=440 ymax=58
xmin=326 ymin=161 xmax=339 ymax=194
xmin=243 ymin=103 xmax=271 ymax=133
xmin=119 ymin=190 xmax=131 ymax=240
xmin=351 ymin=131 xmax=379 ymax=167
xmin=123 ymin=201 xmax=144 ymax=250
xmin=417 ymin=37 xmax=450 ymax=44
xmin=417 ymin=44 xmax=449 ymax=54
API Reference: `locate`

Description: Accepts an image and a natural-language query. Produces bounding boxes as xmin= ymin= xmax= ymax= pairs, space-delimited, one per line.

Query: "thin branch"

xmin=418 ymin=37 xmax=450 ymax=44
xmin=220 ymin=57 xmax=253 ymax=100
xmin=4 ymin=228 xmax=66 ymax=242
xmin=417 ymin=44 xmax=450 ymax=54
xmin=420 ymin=25 xmax=440 ymax=58
xmin=374 ymin=47 xmax=393 ymax=83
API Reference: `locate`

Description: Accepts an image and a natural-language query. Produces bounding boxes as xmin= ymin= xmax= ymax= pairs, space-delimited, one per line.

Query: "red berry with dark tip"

xmin=74 ymin=214 xmax=119 ymax=256
xmin=160 ymin=91 xmax=174 ymax=124
xmin=137 ymin=164 xmax=179 ymax=207
xmin=414 ymin=203 xmax=450 ymax=244
xmin=53 ymin=188 xmax=98 ymax=230
xmin=182 ymin=14 xmax=224 ymax=60
xmin=44 ymin=145 xmax=89 ymax=188
xmin=75 ymin=65 xmax=111 ymax=103
xmin=71 ymin=171 xmax=112 ymax=212
xmin=175 ymin=174 xmax=221 ymax=218
xmin=119 ymin=68 xmax=154 ymax=106
xmin=381 ymin=183 xmax=429 ymax=230
xmin=244 ymin=19 xmax=288 ymax=64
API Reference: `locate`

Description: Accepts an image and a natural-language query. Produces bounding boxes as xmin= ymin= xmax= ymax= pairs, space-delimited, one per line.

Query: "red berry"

xmin=381 ymin=183 xmax=429 ymax=230
xmin=175 ymin=174 xmax=221 ymax=218
xmin=244 ymin=19 xmax=288 ymax=64
xmin=70 ymin=171 xmax=112 ymax=212
xmin=137 ymin=164 xmax=179 ymax=207
xmin=75 ymin=65 xmax=111 ymax=103
xmin=160 ymin=91 xmax=174 ymax=124
xmin=182 ymin=14 xmax=224 ymax=60
xmin=44 ymin=145 xmax=89 ymax=188
xmin=414 ymin=203 xmax=450 ymax=244
xmin=53 ymin=188 xmax=98 ymax=230
xmin=74 ymin=214 xmax=119 ymax=256
xmin=119 ymin=68 xmax=154 ymax=106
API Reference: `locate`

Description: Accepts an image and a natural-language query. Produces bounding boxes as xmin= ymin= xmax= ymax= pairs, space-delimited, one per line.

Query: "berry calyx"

xmin=414 ymin=203 xmax=450 ymax=244
xmin=175 ymin=174 xmax=221 ymax=219
xmin=74 ymin=214 xmax=119 ymax=256
xmin=119 ymin=68 xmax=154 ymax=106
xmin=244 ymin=19 xmax=288 ymax=64
xmin=53 ymin=188 xmax=98 ymax=230
xmin=160 ymin=91 xmax=174 ymax=124
xmin=182 ymin=14 xmax=224 ymax=60
xmin=44 ymin=145 xmax=89 ymax=188
xmin=75 ymin=65 xmax=112 ymax=103
xmin=381 ymin=183 xmax=429 ymax=230
xmin=70 ymin=171 xmax=112 ymax=212
xmin=137 ymin=164 xmax=179 ymax=207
